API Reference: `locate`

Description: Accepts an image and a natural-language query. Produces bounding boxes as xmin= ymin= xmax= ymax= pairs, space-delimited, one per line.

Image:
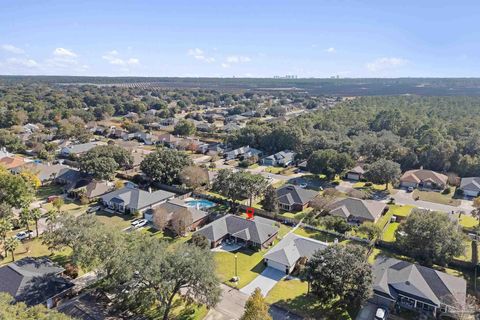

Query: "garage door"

xmin=463 ymin=189 xmax=479 ymax=197
xmin=266 ymin=259 xmax=288 ymax=273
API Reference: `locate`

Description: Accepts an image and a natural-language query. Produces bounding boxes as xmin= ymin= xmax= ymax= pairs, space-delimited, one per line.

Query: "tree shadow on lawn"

xmin=272 ymin=295 xmax=356 ymax=319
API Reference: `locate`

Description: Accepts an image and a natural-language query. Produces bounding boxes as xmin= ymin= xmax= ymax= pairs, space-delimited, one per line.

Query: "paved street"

xmin=392 ymin=189 xmax=473 ymax=213
xmin=240 ymin=267 xmax=285 ymax=296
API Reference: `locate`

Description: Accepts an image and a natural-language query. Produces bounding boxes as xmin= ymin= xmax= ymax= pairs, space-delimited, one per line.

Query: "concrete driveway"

xmin=205 ymin=284 xmax=249 ymax=320
xmin=392 ymin=189 xmax=473 ymax=214
xmin=240 ymin=267 xmax=285 ymax=296
xmin=356 ymin=302 xmax=378 ymax=320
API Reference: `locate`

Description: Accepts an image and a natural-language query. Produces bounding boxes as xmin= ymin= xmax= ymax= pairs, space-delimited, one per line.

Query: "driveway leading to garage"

xmin=355 ymin=302 xmax=378 ymax=320
xmin=240 ymin=267 xmax=285 ymax=296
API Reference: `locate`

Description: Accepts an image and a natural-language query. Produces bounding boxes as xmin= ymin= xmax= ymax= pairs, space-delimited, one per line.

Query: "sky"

xmin=0 ymin=0 xmax=479 ymax=78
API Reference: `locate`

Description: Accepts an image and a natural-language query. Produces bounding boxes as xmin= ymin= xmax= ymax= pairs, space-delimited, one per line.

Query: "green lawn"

xmin=453 ymin=213 xmax=479 ymax=230
xmin=36 ymin=184 xmax=64 ymax=200
xmin=214 ymin=248 xmax=265 ymax=288
xmin=277 ymin=224 xmax=292 ymax=239
xmin=293 ymin=227 xmax=340 ymax=243
xmin=266 ymin=279 xmax=354 ymax=319
xmin=412 ymin=189 xmax=461 ymax=206
xmin=41 ymin=200 xmax=88 ymax=215
xmin=95 ymin=210 xmax=133 ymax=230
xmin=265 ymin=166 xmax=284 ymax=174
xmin=388 ymin=204 xmax=415 ymax=218
xmin=375 ymin=208 xmax=395 ymax=229
xmin=382 ymin=222 xmax=399 ymax=242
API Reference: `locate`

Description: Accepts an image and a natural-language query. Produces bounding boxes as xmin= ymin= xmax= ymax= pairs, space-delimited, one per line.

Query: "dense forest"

xmin=228 ymin=96 xmax=480 ymax=177
xmin=2 ymin=76 xmax=480 ymax=96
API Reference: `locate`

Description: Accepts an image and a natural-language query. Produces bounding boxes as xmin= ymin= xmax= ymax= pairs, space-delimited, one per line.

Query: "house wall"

xmin=265 ymin=259 xmax=293 ymax=274
xmin=400 ymin=181 xmax=418 ymax=188
xmin=346 ymin=172 xmax=361 ymax=181
xmin=461 ymin=188 xmax=479 ymax=197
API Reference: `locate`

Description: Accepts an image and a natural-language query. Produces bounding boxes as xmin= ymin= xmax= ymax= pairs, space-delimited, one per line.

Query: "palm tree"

xmin=0 ymin=218 xmax=13 ymax=257
xmin=19 ymin=208 xmax=32 ymax=237
xmin=4 ymin=237 xmax=19 ymax=261
xmin=31 ymin=208 xmax=43 ymax=237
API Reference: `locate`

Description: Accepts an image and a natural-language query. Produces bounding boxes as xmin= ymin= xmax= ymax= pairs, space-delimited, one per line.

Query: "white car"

xmin=87 ymin=206 xmax=100 ymax=214
xmin=131 ymin=219 xmax=148 ymax=228
xmin=374 ymin=307 xmax=387 ymax=320
xmin=15 ymin=231 xmax=34 ymax=240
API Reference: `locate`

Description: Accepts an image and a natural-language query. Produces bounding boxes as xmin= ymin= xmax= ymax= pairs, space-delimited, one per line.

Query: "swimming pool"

xmin=185 ymin=199 xmax=216 ymax=209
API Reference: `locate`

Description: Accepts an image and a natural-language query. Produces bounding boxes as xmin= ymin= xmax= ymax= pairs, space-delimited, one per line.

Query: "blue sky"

xmin=1 ymin=0 xmax=479 ymax=77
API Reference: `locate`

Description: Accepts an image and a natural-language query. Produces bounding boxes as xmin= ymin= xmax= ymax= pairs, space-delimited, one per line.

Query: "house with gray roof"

xmin=264 ymin=233 xmax=328 ymax=274
xmin=372 ymin=257 xmax=467 ymax=317
xmin=345 ymin=165 xmax=365 ymax=181
xmin=326 ymin=197 xmax=388 ymax=223
xmin=195 ymin=214 xmax=279 ymax=249
xmin=276 ymin=185 xmax=319 ymax=212
xmin=224 ymin=146 xmax=263 ymax=160
xmin=459 ymin=177 xmax=480 ymax=197
xmin=0 ymin=257 xmax=74 ymax=308
xmin=100 ymin=185 xmax=175 ymax=215
xmin=262 ymin=150 xmax=296 ymax=167
xmin=60 ymin=141 xmax=107 ymax=157
xmin=13 ymin=163 xmax=83 ymax=186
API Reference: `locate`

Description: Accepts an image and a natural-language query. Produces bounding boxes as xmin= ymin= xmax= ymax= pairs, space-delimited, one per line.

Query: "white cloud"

xmin=102 ymin=50 xmax=140 ymax=66
xmin=187 ymin=48 xmax=215 ymax=63
xmin=366 ymin=57 xmax=408 ymax=72
xmin=221 ymin=63 xmax=230 ymax=68
xmin=325 ymin=47 xmax=336 ymax=53
xmin=1 ymin=44 xmax=24 ymax=54
xmin=53 ymin=47 xmax=77 ymax=58
xmin=226 ymin=55 xmax=251 ymax=63
xmin=5 ymin=57 xmax=38 ymax=67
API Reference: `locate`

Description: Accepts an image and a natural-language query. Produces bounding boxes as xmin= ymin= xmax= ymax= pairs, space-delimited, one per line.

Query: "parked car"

xmin=15 ymin=231 xmax=34 ymax=240
xmin=407 ymin=186 xmax=414 ymax=193
xmin=374 ymin=307 xmax=387 ymax=320
xmin=131 ymin=219 xmax=148 ymax=228
xmin=299 ymin=183 xmax=308 ymax=188
xmin=87 ymin=206 xmax=100 ymax=214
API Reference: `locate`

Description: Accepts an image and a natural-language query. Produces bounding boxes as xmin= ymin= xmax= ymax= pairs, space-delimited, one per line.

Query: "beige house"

xmin=399 ymin=169 xmax=448 ymax=190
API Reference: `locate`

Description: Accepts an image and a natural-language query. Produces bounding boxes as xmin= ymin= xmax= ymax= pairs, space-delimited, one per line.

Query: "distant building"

xmin=262 ymin=150 xmax=296 ymax=167
xmin=60 ymin=141 xmax=107 ymax=157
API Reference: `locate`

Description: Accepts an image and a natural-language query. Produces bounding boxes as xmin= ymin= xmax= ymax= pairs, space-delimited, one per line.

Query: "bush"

xmin=442 ymin=187 xmax=451 ymax=194
xmin=364 ymin=182 xmax=373 ymax=187
xmin=64 ymin=263 xmax=79 ymax=279
xmin=238 ymin=160 xmax=250 ymax=168
xmin=331 ymin=181 xmax=340 ymax=186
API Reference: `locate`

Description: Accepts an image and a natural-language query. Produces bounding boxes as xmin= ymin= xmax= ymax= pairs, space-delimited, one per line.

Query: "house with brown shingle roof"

xmin=399 ymin=169 xmax=448 ymax=190
xmin=0 ymin=156 xmax=27 ymax=170
xmin=326 ymin=197 xmax=388 ymax=223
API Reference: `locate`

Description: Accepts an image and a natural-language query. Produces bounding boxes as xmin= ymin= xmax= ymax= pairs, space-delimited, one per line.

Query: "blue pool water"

xmin=185 ymin=199 xmax=216 ymax=209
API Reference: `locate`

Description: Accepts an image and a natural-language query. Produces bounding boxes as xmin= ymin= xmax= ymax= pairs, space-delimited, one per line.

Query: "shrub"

xmin=442 ymin=186 xmax=451 ymax=194
xmin=364 ymin=182 xmax=373 ymax=187
xmin=331 ymin=181 xmax=340 ymax=186
xmin=64 ymin=263 xmax=79 ymax=279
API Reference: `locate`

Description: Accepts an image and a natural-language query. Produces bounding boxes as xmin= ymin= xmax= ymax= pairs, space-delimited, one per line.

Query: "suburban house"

xmin=60 ymin=141 xmax=107 ymax=157
xmin=69 ymin=180 xmax=113 ymax=201
xmin=262 ymin=150 xmax=296 ymax=167
xmin=372 ymin=257 xmax=466 ymax=317
xmin=399 ymin=169 xmax=448 ymax=190
xmin=276 ymin=184 xmax=319 ymax=212
xmin=345 ymin=165 xmax=365 ymax=181
xmin=145 ymin=198 xmax=210 ymax=232
xmin=12 ymin=163 xmax=81 ymax=186
xmin=264 ymin=233 xmax=328 ymax=274
xmin=224 ymin=146 xmax=263 ymax=160
xmin=100 ymin=185 xmax=176 ymax=215
xmin=225 ymin=114 xmax=248 ymax=123
xmin=458 ymin=177 xmax=480 ymax=197
xmin=326 ymin=197 xmax=388 ymax=224
xmin=159 ymin=117 xmax=179 ymax=127
xmin=0 ymin=155 xmax=28 ymax=170
xmin=57 ymin=291 xmax=115 ymax=320
xmin=222 ymin=122 xmax=244 ymax=133
xmin=157 ymin=133 xmax=182 ymax=148
xmin=0 ymin=257 xmax=74 ymax=308
xmin=195 ymin=214 xmax=279 ymax=249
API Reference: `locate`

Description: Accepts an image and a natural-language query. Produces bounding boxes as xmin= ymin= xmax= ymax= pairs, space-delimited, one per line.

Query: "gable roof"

xmin=348 ymin=165 xmax=365 ymax=174
xmin=101 ymin=186 xmax=175 ymax=210
xmin=459 ymin=177 xmax=480 ymax=192
xmin=327 ymin=197 xmax=387 ymax=222
xmin=14 ymin=163 xmax=80 ymax=183
xmin=195 ymin=214 xmax=278 ymax=245
xmin=0 ymin=156 xmax=27 ymax=169
xmin=276 ymin=185 xmax=318 ymax=206
xmin=0 ymin=257 xmax=74 ymax=306
xmin=151 ymin=198 xmax=208 ymax=223
xmin=373 ymin=257 xmax=466 ymax=308
xmin=400 ymin=169 xmax=448 ymax=186
xmin=264 ymin=150 xmax=296 ymax=163
xmin=62 ymin=141 xmax=107 ymax=155
xmin=264 ymin=233 xmax=328 ymax=268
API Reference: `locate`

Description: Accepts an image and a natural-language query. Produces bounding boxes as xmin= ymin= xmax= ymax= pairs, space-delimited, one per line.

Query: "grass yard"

xmin=277 ymin=224 xmax=292 ymax=239
xmin=266 ymin=279 xmax=354 ymax=319
xmin=41 ymin=200 xmax=88 ymax=216
xmin=388 ymin=204 xmax=415 ymax=218
xmin=95 ymin=210 xmax=133 ymax=230
xmin=382 ymin=222 xmax=399 ymax=242
xmin=36 ymin=184 xmax=64 ymax=200
xmin=293 ymin=227 xmax=340 ymax=243
xmin=265 ymin=166 xmax=284 ymax=174
xmin=375 ymin=208 xmax=395 ymax=230
xmin=455 ymin=239 xmax=478 ymax=262
xmin=412 ymin=189 xmax=461 ymax=206
xmin=214 ymin=248 xmax=265 ymax=289
xmin=453 ymin=213 xmax=479 ymax=230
